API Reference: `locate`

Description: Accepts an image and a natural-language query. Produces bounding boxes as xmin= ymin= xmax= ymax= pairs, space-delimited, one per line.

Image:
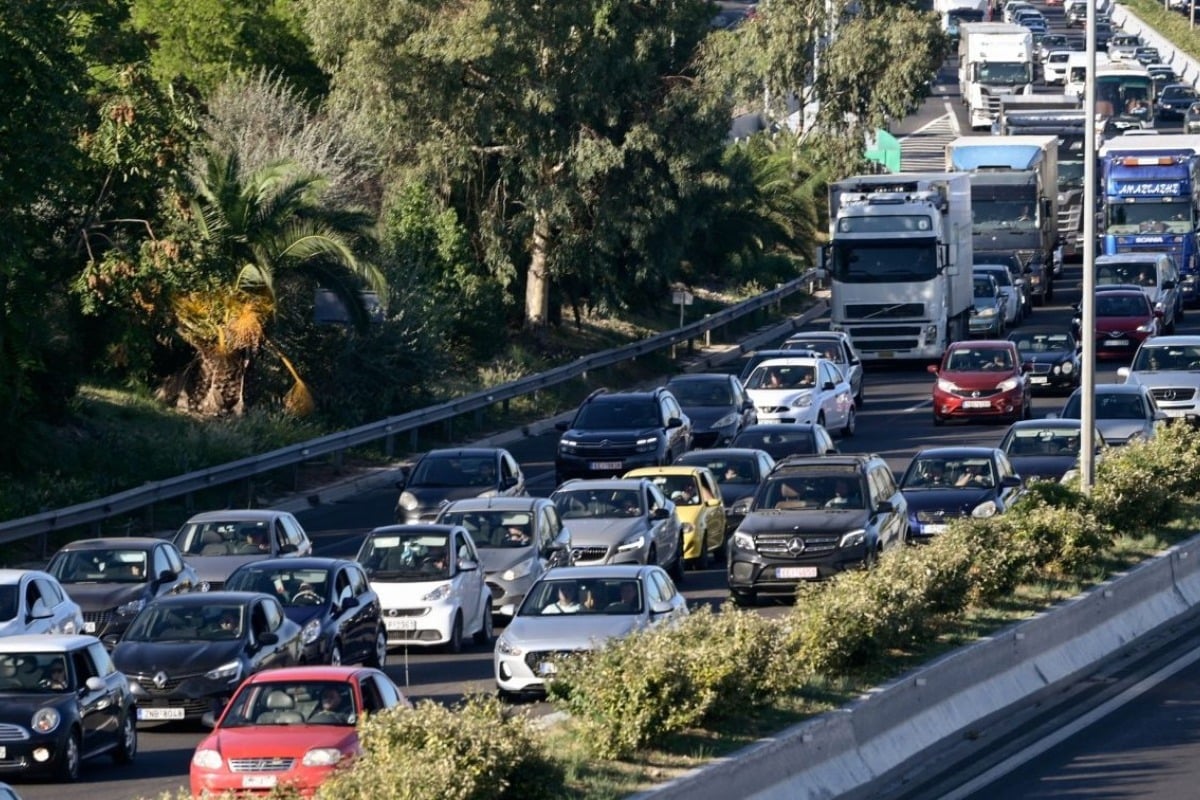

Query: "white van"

xmin=1095 ymin=253 xmax=1183 ymax=334
xmin=1043 ymin=51 xmax=1072 ymax=85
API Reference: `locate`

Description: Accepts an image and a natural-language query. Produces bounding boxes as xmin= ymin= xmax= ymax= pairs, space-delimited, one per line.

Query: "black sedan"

xmin=674 ymin=447 xmax=776 ymax=534
xmin=1009 ymin=328 xmax=1081 ymax=395
xmin=0 ymin=634 xmax=137 ymax=781
xmin=1157 ymin=84 xmax=1199 ymax=119
xmin=46 ymin=537 xmax=203 ymax=647
xmin=1000 ymin=419 xmax=1107 ymax=483
xmin=730 ymin=423 xmax=838 ymax=460
xmin=664 ymin=373 xmax=757 ymax=448
xmin=224 ymin=558 xmax=387 ymax=668
xmin=112 ymin=592 xmax=303 ymax=724
xmin=898 ymin=447 xmax=1024 ymax=542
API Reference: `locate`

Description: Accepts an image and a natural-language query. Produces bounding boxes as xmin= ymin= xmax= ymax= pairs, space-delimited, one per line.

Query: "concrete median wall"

xmin=633 ymin=535 xmax=1200 ymax=800
xmin=1109 ymin=2 xmax=1200 ymax=92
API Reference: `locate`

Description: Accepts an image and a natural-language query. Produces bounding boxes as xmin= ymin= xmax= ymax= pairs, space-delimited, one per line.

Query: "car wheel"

xmin=327 ymin=641 xmax=342 ymax=667
xmin=668 ymin=540 xmax=685 ymax=584
xmin=445 ymin=612 xmax=463 ymax=654
xmin=473 ymin=603 xmax=494 ymax=645
xmin=58 ymin=728 xmax=81 ymax=782
xmin=731 ymin=591 xmax=757 ymax=607
xmin=366 ymin=627 xmax=388 ymax=668
xmin=113 ymin=712 xmax=137 ymax=765
xmin=842 ymin=407 xmax=856 ymax=438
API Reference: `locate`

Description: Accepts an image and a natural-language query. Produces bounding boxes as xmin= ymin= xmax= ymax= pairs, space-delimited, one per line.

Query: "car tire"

xmin=58 ymin=728 xmax=81 ymax=782
xmin=366 ymin=627 xmax=388 ymax=668
xmin=445 ymin=612 xmax=463 ymax=654
xmin=329 ymin=641 xmax=343 ymax=667
xmin=855 ymin=384 xmax=864 ymax=408
xmin=113 ymin=711 xmax=137 ymax=765
xmin=731 ymin=590 xmax=757 ymax=607
xmin=842 ymin=407 xmax=856 ymax=438
xmin=668 ymin=540 xmax=685 ymax=584
xmin=473 ymin=603 xmax=494 ymax=646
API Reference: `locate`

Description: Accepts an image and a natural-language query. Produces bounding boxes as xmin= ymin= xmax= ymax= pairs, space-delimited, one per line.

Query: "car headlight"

xmin=839 ymin=529 xmax=867 ymax=548
xmin=302 ymin=748 xmax=345 ymax=767
xmin=496 ymin=636 xmax=523 ymax=656
xmin=399 ymin=491 xmax=419 ymax=511
xmin=1137 ymin=320 xmax=1157 ymax=333
xmin=302 ymin=618 xmax=321 ymax=645
xmin=559 ymin=436 xmax=579 ymax=452
xmin=972 ymin=501 xmax=999 ymax=518
xmin=634 ymin=435 xmax=658 ymax=453
xmin=205 ymin=660 xmax=242 ymax=683
xmin=31 ymin=708 xmax=59 ymax=734
xmin=422 ymin=583 xmax=452 ymax=603
xmin=790 ymin=393 xmax=814 ymax=409
xmin=501 ymin=560 xmax=534 ymax=582
xmin=997 ymin=377 xmax=1020 ymax=392
xmin=937 ymin=378 xmax=960 ymax=392
xmin=192 ymin=749 xmax=223 ymax=770
xmin=1058 ymin=193 xmax=1067 ymax=205
xmin=712 ymin=412 xmax=740 ymax=429
xmin=116 ymin=598 xmax=146 ymax=617
xmin=616 ymin=534 xmax=645 ymax=553
xmin=1061 ymin=361 xmax=1073 ymax=374
xmin=977 ymin=306 xmax=997 ymax=318
xmin=1030 ymin=275 xmax=1042 ymax=286
xmin=732 ymin=532 xmax=756 ymax=552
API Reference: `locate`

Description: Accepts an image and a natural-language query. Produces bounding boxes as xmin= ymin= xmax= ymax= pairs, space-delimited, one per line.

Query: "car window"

xmin=72 ymin=648 xmax=98 ymax=682
xmin=153 ymin=547 xmax=172 ymax=579
xmin=261 ymin=599 xmax=283 ymax=633
xmin=368 ymin=673 xmax=402 ymax=709
xmin=348 ymin=564 xmax=369 ymax=596
xmin=37 ymin=578 xmax=64 ymax=606
xmin=87 ymin=642 xmax=116 ymax=677
xmin=334 ymin=569 xmax=353 ymax=605
xmin=645 ymin=573 xmax=666 ymax=605
xmin=360 ymin=677 xmax=385 ymax=714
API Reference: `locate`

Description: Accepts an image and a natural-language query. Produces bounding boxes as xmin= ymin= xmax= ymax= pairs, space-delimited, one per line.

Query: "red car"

xmin=190 ymin=666 xmax=410 ymax=797
xmin=1088 ymin=289 xmax=1160 ymax=361
xmin=928 ymin=340 xmax=1032 ymax=425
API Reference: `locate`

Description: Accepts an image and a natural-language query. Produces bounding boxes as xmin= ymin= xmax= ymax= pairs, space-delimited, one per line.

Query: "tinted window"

xmin=0 ymin=587 xmax=17 ymax=621
xmin=88 ymin=642 xmax=116 ymax=677
xmin=576 ymin=398 xmax=661 ymax=429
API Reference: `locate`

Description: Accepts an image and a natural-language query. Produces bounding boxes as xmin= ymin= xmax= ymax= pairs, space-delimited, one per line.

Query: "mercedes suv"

xmin=726 ymin=454 xmax=908 ymax=605
xmin=554 ymin=388 xmax=692 ymax=486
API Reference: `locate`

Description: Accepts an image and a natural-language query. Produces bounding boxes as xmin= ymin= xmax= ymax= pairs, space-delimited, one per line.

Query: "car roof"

xmin=422 ymin=447 xmax=507 ymax=458
xmin=0 ymin=634 xmax=100 ymax=654
xmin=534 ymin=564 xmax=656 ymax=580
xmin=57 ymin=537 xmax=170 ymax=551
xmin=553 ymin=478 xmax=653 ymax=492
xmin=1096 ymin=253 xmax=1166 ymax=264
xmin=229 ymin=557 xmax=353 ymax=572
xmin=153 ymin=591 xmax=273 ymax=605
xmin=625 ymin=465 xmax=710 ymax=478
xmin=787 ymin=330 xmax=850 ymax=342
xmin=1069 ymin=383 xmax=1148 ymax=397
xmin=1005 ymin=418 xmax=1086 ymax=432
xmin=0 ymin=569 xmax=50 ymax=585
xmin=1096 ymin=284 xmax=1147 ymax=293
xmin=676 ymin=447 xmax=772 ymax=460
xmin=773 ymin=454 xmax=874 ymax=469
xmin=184 ymin=509 xmax=284 ymax=523
xmin=242 ymin=665 xmax=379 ymax=683
xmin=666 ymin=373 xmax=731 ymax=383
xmin=756 ymin=357 xmax=822 ymax=368
xmin=1138 ymin=335 xmax=1200 ymax=347
xmin=1010 ymin=326 xmax=1073 ymax=337
xmin=367 ymin=523 xmax=459 ymax=536
xmin=947 ymin=339 xmax=1015 ymax=351
xmin=911 ymin=447 xmax=1001 ymax=459
xmin=438 ymin=497 xmax=549 ymax=512
xmin=738 ymin=423 xmax=817 ymax=433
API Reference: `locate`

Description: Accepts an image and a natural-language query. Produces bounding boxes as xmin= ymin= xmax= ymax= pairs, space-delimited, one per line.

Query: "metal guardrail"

xmin=0 ymin=272 xmax=818 ymax=547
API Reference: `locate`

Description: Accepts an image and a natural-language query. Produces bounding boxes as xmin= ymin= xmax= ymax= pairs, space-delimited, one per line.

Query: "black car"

xmin=46 ymin=537 xmax=203 ymax=647
xmin=1000 ymin=419 xmax=1106 ymax=482
xmin=224 ymin=558 xmax=386 ymax=668
xmin=1135 ymin=46 xmax=1161 ymax=66
xmin=1009 ymin=328 xmax=1081 ymax=395
xmin=1157 ymin=84 xmax=1199 ymax=120
xmin=899 ymin=447 xmax=1024 ymax=543
xmin=729 ymin=423 xmax=838 ymax=460
xmin=674 ymin=447 xmax=777 ymax=534
xmin=394 ymin=447 xmax=527 ymax=523
xmin=726 ymin=454 xmax=909 ymax=604
xmin=664 ymin=373 xmax=756 ymax=448
xmin=0 ymin=635 xmax=137 ymax=781
xmin=554 ymin=387 xmax=692 ymax=485
xmin=113 ymin=591 xmax=303 ymax=724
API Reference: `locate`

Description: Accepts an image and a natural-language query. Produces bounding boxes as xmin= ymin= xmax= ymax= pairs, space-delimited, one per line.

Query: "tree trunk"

xmin=524 ymin=207 xmax=551 ymax=328
xmin=160 ymin=348 xmax=250 ymax=417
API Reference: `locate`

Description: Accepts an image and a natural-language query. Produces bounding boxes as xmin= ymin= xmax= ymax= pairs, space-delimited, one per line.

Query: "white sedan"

xmin=743 ymin=357 xmax=855 ymax=437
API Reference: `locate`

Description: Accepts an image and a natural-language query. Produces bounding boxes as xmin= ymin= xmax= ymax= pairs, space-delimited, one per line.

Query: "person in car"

xmin=955 ymin=464 xmax=992 ymax=488
xmin=543 ymin=584 xmax=582 ymax=615
xmin=40 ymin=660 xmax=68 ymax=691
xmin=672 ymin=482 xmax=699 ymax=505
xmin=504 ymin=524 xmax=531 ymax=546
xmin=921 ymin=462 xmax=949 ymax=486
xmin=604 ymin=582 xmax=641 ymax=614
xmin=825 ymin=479 xmax=860 ymax=508
xmin=309 ymin=686 xmax=351 ymax=724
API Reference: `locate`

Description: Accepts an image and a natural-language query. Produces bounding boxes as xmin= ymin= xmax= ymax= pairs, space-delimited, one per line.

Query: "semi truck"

xmin=1098 ymin=135 xmax=1200 ymax=305
xmin=945 ymin=135 xmax=1059 ymax=304
xmin=958 ymin=22 xmax=1035 ymax=131
xmin=936 ymin=0 xmax=988 ymax=42
xmin=819 ymin=173 xmax=974 ymax=361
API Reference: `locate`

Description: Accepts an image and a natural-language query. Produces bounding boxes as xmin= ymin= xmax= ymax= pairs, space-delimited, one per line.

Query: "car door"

xmin=74 ymin=644 xmax=120 ymax=754
xmin=500 ymin=451 xmax=525 ymax=496
xmin=454 ymin=531 xmax=484 ymax=633
xmin=869 ymin=465 xmax=907 ymax=549
xmin=340 ymin=565 xmax=376 ymax=663
xmin=645 ymin=483 xmax=675 ymax=567
xmin=696 ymin=470 xmax=725 ymax=553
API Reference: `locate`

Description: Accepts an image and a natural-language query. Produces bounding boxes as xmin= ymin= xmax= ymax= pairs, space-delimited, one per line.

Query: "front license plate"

xmin=384 ymin=618 xmax=418 ymax=631
xmin=137 ymin=707 xmax=185 ymax=721
xmin=777 ymin=566 xmax=818 ymax=579
xmin=963 ymin=400 xmax=991 ymax=409
xmin=1104 ymin=339 xmax=1128 ymax=347
xmin=243 ymin=776 xmax=278 ymax=789
xmin=923 ymin=524 xmax=948 ymax=534
xmin=1029 ymin=376 xmax=1048 ymax=384
xmin=876 ymin=351 xmax=894 ymax=359
xmin=590 ymin=461 xmax=623 ymax=471
xmin=539 ymin=662 xmax=557 ymax=676
xmin=83 ymin=621 xmax=97 ymax=633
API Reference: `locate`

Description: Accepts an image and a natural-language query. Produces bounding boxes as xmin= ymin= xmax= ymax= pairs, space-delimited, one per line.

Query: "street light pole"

xmin=1080 ymin=0 xmax=1098 ymax=493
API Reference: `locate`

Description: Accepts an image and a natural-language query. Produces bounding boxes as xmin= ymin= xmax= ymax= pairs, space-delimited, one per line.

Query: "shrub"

xmin=1089 ymin=424 xmax=1200 ymax=533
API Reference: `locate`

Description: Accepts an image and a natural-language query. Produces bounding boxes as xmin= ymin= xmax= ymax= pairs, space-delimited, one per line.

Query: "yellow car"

xmin=622 ymin=466 xmax=726 ymax=569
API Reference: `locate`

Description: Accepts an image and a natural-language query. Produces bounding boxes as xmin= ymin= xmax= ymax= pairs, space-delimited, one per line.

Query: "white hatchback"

xmin=0 ymin=570 xmax=84 ymax=638
xmin=743 ymin=357 xmax=855 ymax=437
xmin=355 ymin=524 xmax=493 ymax=653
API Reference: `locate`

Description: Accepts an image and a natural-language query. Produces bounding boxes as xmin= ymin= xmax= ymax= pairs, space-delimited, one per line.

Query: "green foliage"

xmin=1089 ymin=422 xmax=1200 ymax=533
xmin=317 ymin=696 xmax=562 ymax=800
xmin=1124 ymin=0 xmax=1200 ymax=64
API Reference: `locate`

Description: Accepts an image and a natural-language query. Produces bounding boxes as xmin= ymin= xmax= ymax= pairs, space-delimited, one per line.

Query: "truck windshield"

xmin=972 ymin=199 xmax=1038 ymax=231
xmin=978 ymin=63 xmax=1030 ymax=85
xmin=830 ymin=240 xmax=937 ymax=283
xmin=1059 ymin=160 xmax=1084 ymax=190
xmin=1106 ymin=201 xmax=1191 ymax=234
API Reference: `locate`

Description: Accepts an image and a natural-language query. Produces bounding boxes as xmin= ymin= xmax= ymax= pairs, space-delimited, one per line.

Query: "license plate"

xmin=589 ymin=461 xmax=623 ymax=471
xmin=1104 ymin=339 xmax=1128 ymax=347
xmin=539 ymin=662 xmax=557 ymax=676
xmin=137 ymin=707 xmax=185 ymax=721
xmin=1030 ymin=376 xmax=1048 ymax=384
xmin=83 ymin=621 xmax=97 ymax=633
xmin=876 ymin=351 xmax=894 ymax=359
xmin=923 ymin=524 xmax=948 ymax=534
xmin=777 ymin=566 xmax=818 ymax=579
xmin=384 ymin=618 xmax=418 ymax=631
xmin=243 ymin=776 xmax=278 ymax=789
xmin=963 ymin=400 xmax=991 ymax=409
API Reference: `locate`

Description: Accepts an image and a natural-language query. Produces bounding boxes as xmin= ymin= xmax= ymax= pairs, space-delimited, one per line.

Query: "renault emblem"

xmin=152 ymin=671 xmax=168 ymax=689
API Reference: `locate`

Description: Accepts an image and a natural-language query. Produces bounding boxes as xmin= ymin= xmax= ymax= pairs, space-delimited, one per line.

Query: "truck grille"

xmin=1058 ymin=205 xmax=1081 ymax=235
xmin=843 ymin=303 xmax=924 ymax=319
xmin=846 ymin=325 xmax=924 ymax=338
xmin=855 ymin=338 xmax=922 ymax=353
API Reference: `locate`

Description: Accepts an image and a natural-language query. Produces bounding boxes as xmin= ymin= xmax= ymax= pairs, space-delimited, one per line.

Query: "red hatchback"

xmin=929 ymin=341 xmax=1032 ymax=425
xmin=190 ymin=666 xmax=410 ymax=797
xmin=1091 ymin=289 xmax=1160 ymax=361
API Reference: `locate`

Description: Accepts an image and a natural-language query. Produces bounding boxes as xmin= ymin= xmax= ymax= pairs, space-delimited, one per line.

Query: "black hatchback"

xmin=1157 ymin=84 xmax=1199 ymax=119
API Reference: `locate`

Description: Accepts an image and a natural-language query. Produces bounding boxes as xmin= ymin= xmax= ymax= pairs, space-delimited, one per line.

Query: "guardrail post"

xmin=705 ymin=316 xmax=712 ymax=347
xmin=474 ymin=409 xmax=484 ymax=430
xmin=384 ymin=433 xmax=395 ymax=459
xmin=410 ymin=429 xmax=419 ymax=451
xmin=332 ymin=451 xmax=343 ymax=473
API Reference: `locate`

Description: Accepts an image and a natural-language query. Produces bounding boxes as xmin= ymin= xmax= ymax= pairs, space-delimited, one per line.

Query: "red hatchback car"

xmin=1090 ymin=288 xmax=1160 ymax=361
xmin=929 ymin=340 xmax=1032 ymax=425
xmin=190 ymin=666 xmax=410 ymax=797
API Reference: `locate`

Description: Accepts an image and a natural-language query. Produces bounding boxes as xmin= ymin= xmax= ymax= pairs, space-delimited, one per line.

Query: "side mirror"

xmin=85 ymin=676 xmax=106 ymax=693
xmin=502 ymin=475 xmax=519 ymax=489
xmin=201 ymin=711 xmax=216 ymax=729
xmin=731 ymin=498 xmax=753 ymax=515
xmin=458 ymin=559 xmax=479 ymax=572
xmin=1164 ymin=280 xmax=1176 ymax=289
xmin=258 ymin=631 xmax=279 ymax=646
xmin=278 ymin=543 xmax=298 ymax=555
xmin=822 ymin=381 xmax=836 ymax=391
xmin=1001 ymin=475 xmax=1023 ymax=488
xmin=742 ymin=398 xmax=755 ymax=411
xmin=341 ymin=595 xmax=359 ymax=610
xmin=706 ymin=498 xmax=721 ymax=507
xmin=1154 ymin=308 xmax=1164 ymax=318
xmin=1154 ymin=411 xmax=1169 ymax=421
xmin=555 ymin=420 xmax=570 ymax=432
xmin=650 ymin=600 xmax=675 ymax=616
xmin=667 ymin=417 xmax=684 ymax=429
xmin=926 ymin=364 xmax=940 ymax=375
xmin=651 ymin=507 xmax=671 ymax=520
xmin=873 ymin=500 xmax=895 ymax=514
xmin=1117 ymin=367 xmax=1131 ymax=378
xmin=500 ymin=603 xmax=517 ymax=618
xmin=157 ymin=569 xmax=177 ymax=584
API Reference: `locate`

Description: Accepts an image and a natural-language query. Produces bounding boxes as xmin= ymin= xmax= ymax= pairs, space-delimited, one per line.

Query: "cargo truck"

xmin=958 ymin=23 xmax=1035 ymax=131
xmin=937 ymin=0 xmax=988 ymax=42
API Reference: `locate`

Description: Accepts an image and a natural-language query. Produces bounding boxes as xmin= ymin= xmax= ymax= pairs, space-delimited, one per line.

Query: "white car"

xmin=0 ymin=570 xmax=84 ymax=637
xmin=1042 ymin=51 xmax=1071 ymax=85
xmin=974 ymin=264 xmax=1023 ymax=327
xmin=1118 ymin=335 xmax=1200 ymax=422
xmin=743 ymin=357 xmax=855 ymax=436
xmin=355 ymin=524 xmax=492 ymax=653
xmin=781 ymin=330 xmax=866 ymax=408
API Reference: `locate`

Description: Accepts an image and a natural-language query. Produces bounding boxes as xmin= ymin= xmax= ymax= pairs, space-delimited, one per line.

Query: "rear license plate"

xmin=923 ymin=524 xmax=948 ymax=534
xmin=539 ymin=662 xmax=557 ymax=676
xmin=137 ymin=707 xmax=185 ymax=721
xmin=243 ymin=776 xmax=278 ymax=789
xmin=1104 ymin=339 xmax=1128 ymax=347
xmin=384 ymin=618 xmax=418 ymax=631
xmin=963 ymin=400 xmax=991 ymax=409
xmin=1030 ymin=376 xmax=1048 ymax=384
xmin=83 ymin=621 xmax=97 ymax=633
xmin=589 ymin=461 xmax=623 ymax=471
xmin=777 ymin=566 xmax=818 ymax=579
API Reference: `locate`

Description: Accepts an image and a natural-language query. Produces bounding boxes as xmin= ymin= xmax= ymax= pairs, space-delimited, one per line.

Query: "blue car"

xmin=898 ymin=447 xmax=1025 ymax=542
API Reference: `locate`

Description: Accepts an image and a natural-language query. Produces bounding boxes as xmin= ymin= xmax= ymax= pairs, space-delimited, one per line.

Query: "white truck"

xmin=936 ymin=0 xmax=989 ymax=41
xmin=958 ymin=22 xmax=1035 ymax=131
xmin=820 ymin=174 xmax=974 ymax=361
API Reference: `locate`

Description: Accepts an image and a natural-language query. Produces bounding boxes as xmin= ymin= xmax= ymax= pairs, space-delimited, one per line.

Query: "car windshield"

xmin=221 ymin=681 xmax=358 ymax=728
xmin=974 ymin=278 xmax=997 ymax=299
xmin=679 ymin=455 xmax=758 ymax=486
xmin=667 ymin=380 xmax=733 ymax=407
xmin=0 ymin=654 xmax=71 ymax=693
xmin=1004 ymin=428 xmax=1083 ymax=457
xmin=642 ymin=475 xmax=703 ymax=506
xmin=732 ymin=429 xmax=815 ymax=454
xmin=552 ymin=489 xmax=643 ymax=519
xmin=746 ymin=364 xmax=817 ymax=390
xmin=1064 ymin=393 xmax=1148 ymax=420
xmin=977 ymin=268 xmax=1012 ymax=287
xmin=784 ymin=339 xmax=845 ymax=363
xmin=946 ymin=349 xmax=1013 ymax=371
xmin=1095 ymin=293 xmax=1150 ymax=317
xmin=357 ymin=532 xmax=450 ymax=581
xmin=759 ymin=475 xmax=867 ymax=510
xmin=518 ymin=578 xmax=644 ymax=616
xmin=226 ymin=567 xmax=331 ymax=607
xmin=123 ymin=604 xmax=245 ymax=642
xmin=1011 ymin=332 xmax=1073 ymax=354
xmin=177 ymin=520 xmax=273 ymax=557
xmin=48 ymin=549 xmax=149 ymax=584
xmin=1131 ymin=345 xmax=1200 ymax=371
xmin=438 ymin=510 xmax=535 ymax=549
xmin=409 ymin=455 xmax=496 ymax=488
xmin=902 ymin=458 xmax=996 ymax=489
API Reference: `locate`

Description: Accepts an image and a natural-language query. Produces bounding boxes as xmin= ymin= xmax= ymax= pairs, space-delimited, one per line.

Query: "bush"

xmin=1089 ymin=424 xmax=1200 ymax=533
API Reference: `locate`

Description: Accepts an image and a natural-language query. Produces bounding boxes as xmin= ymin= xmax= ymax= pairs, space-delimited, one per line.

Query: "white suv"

xmin=1118 ymin=335 xmax=1200 ymax=422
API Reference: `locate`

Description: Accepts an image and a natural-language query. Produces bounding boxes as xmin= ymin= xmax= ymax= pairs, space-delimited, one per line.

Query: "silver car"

xmin=550 ymin=479 xmax=684 ymax=581
xmin=1056 ymin=384 xmax=1167 ymax=446
xmin=1118 ymin=336 xmax=1200 ymax=422
xmin=0 ymin=570 xmax=84 ymax=637
xmin=493 ymin=564 xmax=688 ymax=697
xmin=172 ymin=509 xmax=313 ymax=590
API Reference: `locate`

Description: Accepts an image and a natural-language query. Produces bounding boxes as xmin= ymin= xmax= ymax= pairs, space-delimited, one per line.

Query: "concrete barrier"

xmin=1110 ymin=3 xmax=1200 ymax=92
xmin=633 ymin=536 xmax=1200 ymax=800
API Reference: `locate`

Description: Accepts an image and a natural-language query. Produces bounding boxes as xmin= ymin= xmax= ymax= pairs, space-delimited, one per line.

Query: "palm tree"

xmin=165 ymin=150 xmax=386 ymax=416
